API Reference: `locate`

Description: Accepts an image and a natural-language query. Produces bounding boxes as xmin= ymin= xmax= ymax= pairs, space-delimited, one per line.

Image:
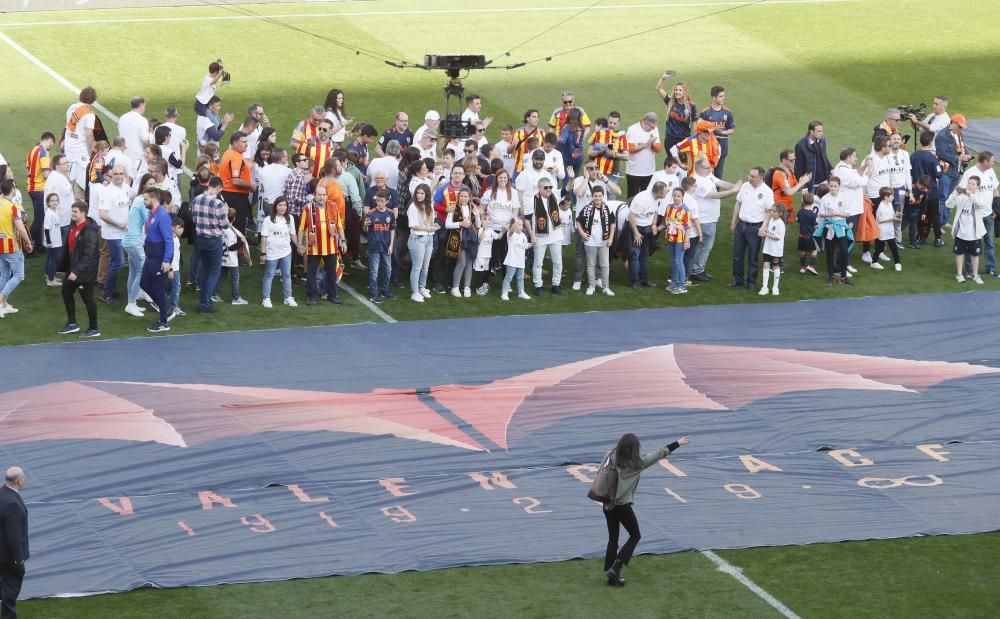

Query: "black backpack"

xmin=763 ymin=166 xmax=780 ymax=188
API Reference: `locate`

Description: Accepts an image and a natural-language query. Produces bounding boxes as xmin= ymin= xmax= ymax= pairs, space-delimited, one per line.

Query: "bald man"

xmin=1 ymin=467 xmax=28 ymax=619
xmin=98 ymin=163 xmax=131 ymax=303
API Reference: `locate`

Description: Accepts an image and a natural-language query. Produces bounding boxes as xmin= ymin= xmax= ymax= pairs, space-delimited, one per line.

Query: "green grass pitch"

xmin=2 ymin=0 xmax=1000 ymax=616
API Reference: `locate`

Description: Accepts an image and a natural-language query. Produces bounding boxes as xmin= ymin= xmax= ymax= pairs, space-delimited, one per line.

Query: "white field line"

xmin=1 ymin=0 xmax=857 ymax=27
xmin=701 ymin=550 xmax=802 ymax=619
xmin=0 ymin=28 xmax=397 ymax=324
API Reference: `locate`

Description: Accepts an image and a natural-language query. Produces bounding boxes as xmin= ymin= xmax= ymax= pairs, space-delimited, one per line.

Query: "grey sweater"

xmin=606 ymin=441 xmax=680 ymax=508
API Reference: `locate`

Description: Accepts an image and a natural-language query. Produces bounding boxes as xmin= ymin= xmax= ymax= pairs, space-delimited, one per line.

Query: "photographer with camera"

xmin=194 ymin=59 xmax=229 ymax=117
xmin=908 ymin=96 xmax=950 ymax=135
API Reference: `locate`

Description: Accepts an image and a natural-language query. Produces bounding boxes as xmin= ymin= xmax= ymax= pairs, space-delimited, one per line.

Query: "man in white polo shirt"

xmin=626 ymin=181 xmax=668 ymax=289
xmin=413 ymin=110 xmax=440 ymax=144
xmin=960 ymin=151 xmax=999 ymax=277
xmin=730 ymin=166 xmax=774 ymax=290
xmin=862 ymin=136 xmax=892 ymax=263
xmin=908 ymin=95 xmax=951 ymax=135
xmin=689 ymin=157 xmax=742 ymax=282
xmin=118 ymin=96 xmax=150 ymax=175
xmin=97 ymin=164 xmax=131 ymax=303
xmin=624 ymin=112 xmax=662 ymax=198
xmin=258 ymin=148 xmax=292 ymax=217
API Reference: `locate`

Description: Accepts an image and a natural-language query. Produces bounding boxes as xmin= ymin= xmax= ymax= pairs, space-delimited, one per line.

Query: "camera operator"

xmin=909 ymin=96 xmax=950 ymax=135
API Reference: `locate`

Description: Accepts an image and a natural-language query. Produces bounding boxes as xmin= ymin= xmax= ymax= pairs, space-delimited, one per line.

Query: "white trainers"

xmin=870 ymin=262 xmax=884 ymax=270
xmin=411 ymin=292 xmax=425 ymax=303
xmin=846 ymin=271 xmax=853 ymax=278
xmin=140 ymin=291 xmax=155 ymax=304
xmin=124 ymin=303 xmax=145 ymax=317
xmin=878 ymin=252 xmax=891 ymax=263
xmin=974 ymin=275 xmax=985 ymax=285
xmin=46 ymin=278 xmax=62 ymax=287
xmin=585 ymin=286 xmax=595 ymax=296
xmin=518 ymin=291 xmax=531 ymax=300
xmin=572 ymin=281 xmax=582 ymax=291
xmin=861 ymin=252 xmax=872 ymax=264
xmin=846 ymin=265 xmax=858 ymax=273
xmin=451 ymin=287 xmax=461 ymax=298
xmin=463 ymin=287 xmax=472 ymax=298
xmin=420 ymin=288 xmax=432 ymax=298
xmin=758 ymin=287 xmax=769 ymax=296
xmin=262 ymin=298 xmax=273 ymax=308
xmin=232 ymin=297 xmax=248 ymax=305
xmin=284 ymin=297 xmax=298 ymax=307
xmin=772 ymin=287 xmax=780 ymax=296
xmin=603 ymin=287 xmax=615 ymax=297
xmin=476 ymin=283 xmax=490 ymax=296
xmin=894 ymin=263 xmax=902 ymax=272
xmin=500 ymin=292 xmax=510 ymax=301
xmin=3 ymin=304 xmax=17 ymax=314
xmin=956 ymin=274 xmax=966 ymax=283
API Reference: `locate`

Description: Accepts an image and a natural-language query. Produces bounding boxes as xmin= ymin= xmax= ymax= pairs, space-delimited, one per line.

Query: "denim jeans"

xmin=262 ymin=254 xmax=292 ymax=300
xmin=0 ymin=252 xmax=25 ymax=299
xmin=684 ymin=236 xmax=701 ymax=275
xmin=669 ymin=242 xmax=686 ymax=288
xmin=628 ymin=226 xmax=653 ymax=284
xmin=501 ymin=265 xmax=525 ymax=294
xmin=141 ymin=244 xmax=169 ymax=324
xmin=732 ymin=219 xmax=763 ymax=288
xmin=215 ymin=266 xmax=241 ymax=302
xmin=368 ymin=250 xmax=391 ymax=296
xmin=124 ymin=243 xmax=145 ymax=304
xmin=306 ymin=254 xmax=339 ymax=301
xmin=584 ymin=244 xmax=609 ymax=288
xmin=168 ymin=274 xmax=181 ymax=312
xmin=195 ymin=235 xmax=224 ymax=310
xmin=407 ymin=234 xmax=433 ymax=293
xmin=532 ymin=241 xmax=564 ymax=287
xmin=964 ymin=215 xmax=996 ymax=274
xmin=939 ymin=175 xmax=956 ymax=225
xmin=103 ymin=238 xmax=125 ymax=297
xmin=453 ymin=250 xmax=473 ymax=289
xmin=187 ymin=241 xmax=201 ymax=285
xmin=45 ymin=248 xmax=61 ymax=281
xmin=690 ymin=222 xmax=716 ymax=276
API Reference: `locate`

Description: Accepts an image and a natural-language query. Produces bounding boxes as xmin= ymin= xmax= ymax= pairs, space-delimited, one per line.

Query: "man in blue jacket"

xmin=935 ymin=114 xmax=972 ymax=224
xmin=140 ymin=187 xmax=175 ymax=333
xmin=1 ymin=466 xmax=29 ymax=619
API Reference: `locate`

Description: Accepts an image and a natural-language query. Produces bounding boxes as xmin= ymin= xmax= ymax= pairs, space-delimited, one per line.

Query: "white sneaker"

xmin=500 ymin=292 xmax=510 ymax=301
xmin=518 ymin=291 xmax=531 ymax=300
xmin=603 ymin=287 xmax=615 ymax=297
xmin=956 ymin=274 xmax=966 ymax=283
xmin=870 ymin=262 xmax=884 ymax=270
xmin=411 ymin=292 xmax=425 ymax=303
xmin=451 ymin=287 xmax=461 ymax=298
xmin=262 ymin=298 xmax=273 ymax=308
xmin=878 ymin=252 xmax=891 ymax=263
xmin=420 ymin=288 xmax=432 ymax=298
xmin=124 ymin=303 xmax=144 ymax=317
xmin=861 ymin=252 xmax=872 ymax=264
xmin=974 ymin=275 xmax=985 ymax=285
xmin=211 ymin=295 xmax=223 ymax=303
xmin=846 ymin=271 xmax=853 ymax=278
xmin=894 ymin=263 xmax=902 ymax=272
xmin=3 ymin=304 xmax=17 ymax=314
xmin=476 ymin=283 xmax=489 ymax=296
xmin=463 ymin=287 xmax=472 ymax=298
xmin=284 ymin=297 xmax=298 ymax=307
xmin=231 ymin=297 xmax=248 ymax=305
xmin=585 ymin=286 xmax=595 ymax=296
xmin=46 ymin=278 xmax=62 ymax=287
xmin=846 ymin=265 xmax=858 ymax=273
xmin=140 ymin=291 xmax=154 ymax=304
xmin=572 ymin=281 xmax=581 ymax=291
xmin=772 ymin=287 xmax=780 ymax=296
xmin=758 ymin=287 xmax=769 ymax=296
xmin=595 ymin=280 xmax=603 ymax=288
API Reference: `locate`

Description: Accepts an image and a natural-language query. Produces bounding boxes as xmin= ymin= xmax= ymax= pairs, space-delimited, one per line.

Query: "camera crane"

xmin=385 ymin=54 xmax=523 ymax=140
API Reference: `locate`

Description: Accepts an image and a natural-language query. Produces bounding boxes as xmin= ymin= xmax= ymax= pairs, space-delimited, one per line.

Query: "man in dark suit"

xmin=794 ymin=120 xmax=833 ymax=193
xmin=1 ymin=467 xmax=28 ymax=619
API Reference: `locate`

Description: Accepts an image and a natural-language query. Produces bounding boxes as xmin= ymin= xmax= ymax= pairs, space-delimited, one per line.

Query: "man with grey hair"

xmin=368 ymin=139 xmax=401 ymax=191
xmin=377 ymin=112 xmax=413 ymax=157
xmin=548 ymin=89 xmax=592 ymax=136
xmin=530 ymin=177 xmax=567 ymax=296
xmin=416 ymin=129 xmax=438 ymax=160
xmin=1 ymin=466 xmax=29 ymax=619
xmin=625 ymin=112 xmax=662 ymax=197
xmin=290 ymin=105 xmax=326 ymax=154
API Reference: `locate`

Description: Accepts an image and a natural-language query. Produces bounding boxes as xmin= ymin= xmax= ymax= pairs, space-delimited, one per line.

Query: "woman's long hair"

xmin=670 ymin=82 xmax=694 ymax=117
xmin=412 ymin=183 xmax=433 ymax=222
xmin=269 ymin=196 xmax=289 ymax=224
xmin=323 ymin=88 xmax=346 ymax=118
xmin=614 ymin=433 xmax=643 ymax=470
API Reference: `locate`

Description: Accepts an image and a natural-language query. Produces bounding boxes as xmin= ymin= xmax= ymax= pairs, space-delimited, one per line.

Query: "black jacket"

xmin=59 ymin=219 xmax=101 ymax=283
xmin=0 ymin=485 xmax=29 ymax=563
xmin=794 ymin=135 xmax=833 ymax=191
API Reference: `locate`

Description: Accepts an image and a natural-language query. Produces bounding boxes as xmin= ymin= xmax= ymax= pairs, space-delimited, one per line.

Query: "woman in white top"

xmin=482 ymin=168 xmax=521 ymax=277
xmin=259 ymin=195 xmax=298 ymax=307
xmin=323 ymin=89 xmax=351 ymax=147
xmin=407 ymin=159 xmax=436 ymax=198
xmin=407 ymin=184 xmax=439 ymax=302
xmin=446 ymin=188 xmax=476 ymax=297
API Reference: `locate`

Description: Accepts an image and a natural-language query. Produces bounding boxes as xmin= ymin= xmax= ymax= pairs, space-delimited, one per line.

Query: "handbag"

xmin=587 ymin=451 xmax=619 ymax=504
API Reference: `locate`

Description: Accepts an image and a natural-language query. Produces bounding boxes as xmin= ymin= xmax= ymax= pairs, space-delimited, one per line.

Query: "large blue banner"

xmin=3 ymin=292 xmax=999 ymax=597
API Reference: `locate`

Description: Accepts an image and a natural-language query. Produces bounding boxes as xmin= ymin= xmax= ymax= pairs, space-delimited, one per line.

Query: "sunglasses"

xmin=562 ymin=100 xmax=573 ymax=105
xmin=541 ymin=186 xmax=553 ymax=190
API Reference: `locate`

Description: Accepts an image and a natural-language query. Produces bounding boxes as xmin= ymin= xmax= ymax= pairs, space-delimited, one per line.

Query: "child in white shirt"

xmin=168 ymin=218 xmax=184 ymax=317
xmin=946 ymin=177 xmax=988 ymax=284
xmin=194 ymin=60 xmax=226 ymax=116
xmin=871 ymin=187 xmax=902 ymax=271
xmin=473 ymin=209 xmax=502 ymax=296
xmin=500 ymin=218 xmax=531 ymax=301
xmin=758 ymin=203 xmax=786 ymax=296
xmin=216 ymin=208 xmax=250 ymax=304
xmin=43 ymin=193 xmax=63 ymax=286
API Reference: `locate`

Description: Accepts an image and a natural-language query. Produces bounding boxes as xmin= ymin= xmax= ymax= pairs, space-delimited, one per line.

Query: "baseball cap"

xmin=950 ymin=114 xmax=968 ymax=129
xmin=425 ymin=110 xmax=441 ymax=121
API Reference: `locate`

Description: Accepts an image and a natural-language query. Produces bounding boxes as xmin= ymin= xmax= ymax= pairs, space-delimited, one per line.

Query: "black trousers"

xmin=626 ymin=174 xmax=652 ymax=199
xmin=222 ymin=191 xmax=252 ymax=236
xmin=61 ymin=279 xmax=97 ymax=330
xmin=1 ymin=561 xmax=25 ymax=619
xmin=603 ymin=503 xmax=641 ymax=570
xmin=826 ymin=235 xmax=850 ymax=278
xmin=875 ymin=238 xmax=900 ymax=264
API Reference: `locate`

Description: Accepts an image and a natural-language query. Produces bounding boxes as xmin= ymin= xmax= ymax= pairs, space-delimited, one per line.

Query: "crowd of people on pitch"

xmin=1 ymin=66 xmax=997 ymax=336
